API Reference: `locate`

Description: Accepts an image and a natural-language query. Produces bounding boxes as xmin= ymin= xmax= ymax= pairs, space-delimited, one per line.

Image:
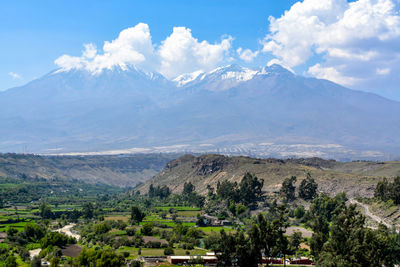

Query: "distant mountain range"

xmin=1 ymin=64 xmax=400 ymax=160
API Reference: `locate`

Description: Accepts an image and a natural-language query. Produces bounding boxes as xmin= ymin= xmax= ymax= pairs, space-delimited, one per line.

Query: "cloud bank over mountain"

xmin=55 ymin=23 xmax=233 ymax=78
xmin=263 ymin=0 xmax=400 ymax=93
xmin=52 ymin=0 xmax=400 ymax=99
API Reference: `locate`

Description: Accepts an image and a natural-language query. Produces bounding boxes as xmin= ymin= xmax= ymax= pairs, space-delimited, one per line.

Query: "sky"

xmin=1 ymin=0 xmax=400 ymax=100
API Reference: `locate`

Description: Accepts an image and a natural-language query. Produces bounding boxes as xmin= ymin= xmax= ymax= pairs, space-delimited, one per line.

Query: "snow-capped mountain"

xmin=1 ymin=64 xmax=400 ymax=159
xmin=174 ymin=64 xmax=259 ymax=91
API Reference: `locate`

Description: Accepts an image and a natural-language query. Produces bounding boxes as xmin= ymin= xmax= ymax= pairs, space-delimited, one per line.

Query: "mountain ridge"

xmin=137 ymin=153 xmax=400 ymax=198
xmin=0 ymin=64 xmax=399 ymax=160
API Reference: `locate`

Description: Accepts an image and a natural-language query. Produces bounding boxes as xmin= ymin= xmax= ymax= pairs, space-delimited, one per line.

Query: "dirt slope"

xmin=138 ymin=154 xmax=400 ymax=198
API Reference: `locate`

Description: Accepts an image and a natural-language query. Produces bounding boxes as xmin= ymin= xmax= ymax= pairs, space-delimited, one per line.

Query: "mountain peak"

xmin=51 ymin=64 xmax=169 ymax=84
xmin=260 ymin=64 xmax=294 ymax=76
xmin=174 ymin=64 xmax=259 ymax=89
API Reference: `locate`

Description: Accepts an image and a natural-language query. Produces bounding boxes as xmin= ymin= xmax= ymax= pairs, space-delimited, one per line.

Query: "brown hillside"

xmin=138 ymin=154 xmax=400 ymax=198
xmin=0 ymin=153 xmax=178 ymax=187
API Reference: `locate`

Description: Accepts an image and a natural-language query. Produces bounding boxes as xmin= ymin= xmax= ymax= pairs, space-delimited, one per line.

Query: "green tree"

xmin=253 ymin=213 xmax=278 ymax=267
xmin=374 ymin=178 xmax=389 ymax=201
xmin=307 ymin=193 xmax=347 ymax=222
xmin=82 ymin=202 xmax=94 ymax=219
xmin=214 ymin=229 xmax=260 ymax=267
xmin=390 ymin=176 xmax=400 ymax=204
xmin=363 ymin=224 xmax=400 ymax=267
xmin=216 ymin=180 xmax=239 ymax=202
xmin=131 ymin=206 xmax=145 ymax=224
xmin=317 ymin=204 xmax=366 ymax=266
xmin=298 ymin=173 xmax=318 ymax=200
xmin=310 ymin=215 xmax=329 ymax=260
xmin=39 ymin=202 xmax=53 ymax=219
xmin=164 ymin=247 xmax=174 ymax=255
xmin=280 ymin=176 xmax=297 ymax=202
xmin=290 ymin=231 xmax=302 ymax=253
xmin=5 ymin=255 xmax=17 ymax=267
xmin=214 ymin=230 xmax=237 ymax=267
xmin=148 ymin=184 xmax=155 ymax=197
xmin=238 ymin=172 xmax=264 ymax=206
xmin=183 ymin=181 xmax=195 ymax=195
xmin=294 ymin=205 xmax=305 ymax=219
xmin=276 ymin=204 xmax=290 ymax=266
xmin=141 ymin=223 xmax=153 ymax=236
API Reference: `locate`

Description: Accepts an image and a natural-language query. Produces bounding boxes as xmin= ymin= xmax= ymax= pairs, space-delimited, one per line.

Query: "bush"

xmin=140 ymin=223 xmax=153 ymax=236
xmin=181 ymin=242 xmax=194 ymax=250
xmin=294 ymin=205 xmax=305 ymax=219
xmin=126 ymin=227 xmax=136 ymax=236
xmin=5 ymin=255 xmax=17 ymax=267
xmin=145 ymin=241 xmax=161 ymax=248
xmin=94 ymin=222 xmax=111 ymax=235
xmin=130 ymin=260 xmax=143 ymax=267
xmin=164 ymin=247 xmax=174 ymax=255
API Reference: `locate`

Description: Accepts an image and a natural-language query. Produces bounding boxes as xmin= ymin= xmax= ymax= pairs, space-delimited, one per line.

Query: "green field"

xmin=0 ymin=220 xmax=31 ymax=232
xmin=156 ymin=206 xmax=200 ymax=211
xmin=117 ymin=246 xmax=208 ymax=258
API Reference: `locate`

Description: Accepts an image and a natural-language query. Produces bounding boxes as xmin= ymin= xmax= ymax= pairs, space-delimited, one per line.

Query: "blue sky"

xmin=1 ymin=0 xmax=400 ymax=100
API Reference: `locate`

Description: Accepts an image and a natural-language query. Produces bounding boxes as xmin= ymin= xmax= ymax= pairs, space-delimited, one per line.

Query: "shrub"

xmin=145 ymin=241 xmax=161 ymax=248
xmin=164 ymin=247 xmax=174 ymax=255
xmin=140 ymin=223 xmax=153 ymax=236
xmin=126 ymin=227 xmax=136 ymax=236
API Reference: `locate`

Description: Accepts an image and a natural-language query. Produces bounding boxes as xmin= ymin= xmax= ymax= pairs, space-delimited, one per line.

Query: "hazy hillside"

xmin=1 ymin=64 xmax=400 ymax=159
xmin=0 ymin=153 xmax=179 ymax=187
xmin=138 ymin=154 xmax=400 ymax=198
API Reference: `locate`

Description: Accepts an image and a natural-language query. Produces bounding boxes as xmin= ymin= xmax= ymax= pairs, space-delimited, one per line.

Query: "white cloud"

xmin=8 ymin=72 xmax=22 ymax=80
xmin=262 ymin=0 xmax=400 ymax=93
xmin=237 ymin=47 xmax=259 ymax=62
xmin=158 ymin=27 xmax=232 ymax=78
xmin=308 ymin=63 xmax=359 ymax=86
xmin=55 ymin=23 xmax=154 ymax=73
xmin=55 ymin=23 xmax=232 ymax=78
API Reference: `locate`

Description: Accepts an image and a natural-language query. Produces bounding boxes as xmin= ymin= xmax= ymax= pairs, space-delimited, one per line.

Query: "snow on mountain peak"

xmin=173 ymin=65 xmax=260 ymax=88
xmin=173 ymin=70 xmax=204 ymax=87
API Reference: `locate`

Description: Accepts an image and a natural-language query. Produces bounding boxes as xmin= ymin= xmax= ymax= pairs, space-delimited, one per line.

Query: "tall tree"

xmin=131 ymin=206 xmax=145 ymax=225
xmin=298 ymin=173 xmax=318 ymax=200
xmin=280 ymin=176 xmax=297 ymax=202
xmin=183 ymin=181 xmax=195 ymax=195
xmin=82 ymin=202 xmax=94 ymax=219
xmin=317 ymin=204 xmax=366 ymax=266
xmin=216 ymin=180 xmax=239 ymax=202
xmin=374 ymin=178 xmax=389 ymax=201
xmin=310 ymin=215 xmax=330 ymax=260
xmin=148 ymin=184 xmax=155 ymax=198
xmin=238 ymin=172 xmax=264 ymax=206
xmin=254 ymin=213 xmax=278 ymax=267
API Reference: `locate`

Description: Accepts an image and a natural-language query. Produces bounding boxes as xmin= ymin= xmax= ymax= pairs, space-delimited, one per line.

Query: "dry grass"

xmin=105 ymin=215 xmax=130 ymax=222
xmin=139 ymin=154 xmax=395 ymax=198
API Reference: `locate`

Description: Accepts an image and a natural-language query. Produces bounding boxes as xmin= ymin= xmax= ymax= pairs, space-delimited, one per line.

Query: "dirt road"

xmin=55 ymin=223 xmax=81 ymax=240
xmin=349 ymin=199 xmax=397 ymax=230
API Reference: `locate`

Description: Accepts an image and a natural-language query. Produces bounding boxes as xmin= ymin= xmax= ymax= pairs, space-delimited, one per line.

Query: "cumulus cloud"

xmin=158 ymin=27 xmax=232 ymax=78
xmin=8 ymin=72 xmax=22 ymax=80
xmin=262 ymin=0 xmax=400 ymax=92
xmin=55 ymin=23 xmax=154 ymax=73
xmin=55 ymin=23 xmax=232 ymax=78
xmin=237 ymin=47 xmax=259 ymax=62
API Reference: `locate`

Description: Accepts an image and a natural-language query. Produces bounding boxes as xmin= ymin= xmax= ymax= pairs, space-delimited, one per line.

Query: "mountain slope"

xmin=0 ymin=153 xmax=179 ymax=187
xmin=0 ymin=64 xmax=399 ymax=159
xmin=138 ymin=154 xmax=400 ymax=198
